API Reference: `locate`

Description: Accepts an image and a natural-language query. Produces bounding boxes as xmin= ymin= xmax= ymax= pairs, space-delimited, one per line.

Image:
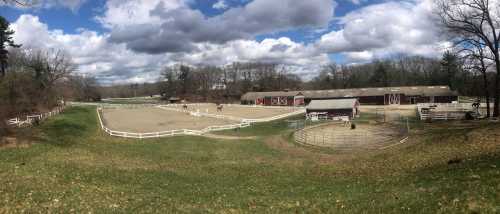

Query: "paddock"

xmin=294 ymin=122 xmax=404 ymax=151
xmin=163 ymin=104 xmax=301 ymax=120
xmin=100 ymin=107 xmax=236 ymax=133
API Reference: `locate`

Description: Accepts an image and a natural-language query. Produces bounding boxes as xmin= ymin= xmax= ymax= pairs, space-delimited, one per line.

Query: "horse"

xmin=182 ymin=104 xmax=188 ymax=111
xmin=217 ymin=104 xmax=224 ymax=112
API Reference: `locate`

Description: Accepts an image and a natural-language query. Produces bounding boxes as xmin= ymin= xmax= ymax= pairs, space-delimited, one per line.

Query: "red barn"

xmin=241 ymin=86 xmax=459 ymax=106
xmin=242 ymin=91 xmax=305 ymax=106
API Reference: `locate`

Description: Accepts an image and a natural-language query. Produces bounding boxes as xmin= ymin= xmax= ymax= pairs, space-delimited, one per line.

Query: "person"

xmin=472 ymin=99 xmax=481 ymax=116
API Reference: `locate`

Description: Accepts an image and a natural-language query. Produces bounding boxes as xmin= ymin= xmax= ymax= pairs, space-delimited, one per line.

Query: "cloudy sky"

xmin=0 ymin=0 xmax=449 ymax=85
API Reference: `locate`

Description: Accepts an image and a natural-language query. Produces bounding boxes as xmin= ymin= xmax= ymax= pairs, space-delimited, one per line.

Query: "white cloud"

xmin=104 ymin=0 xmax=335 ymax=54
xmin=172 ymin=37 xmax=329 ymax=67
xmin=44 ymin=0 xmax=87 ymax=12
xmin=10 ymin=14 xmax=330 ymax=84
xmin=318 ymin=0 xmax=447 ymax=62
xmin=348 ymin=0 xmax=361 ymax=5
xmin=11 ymin=15 xmax=168 ymax=85
xmin=2 ymin=0 xmax=88 ymax=12
xmin=344 ymin=51 xmax=374 ymax=62
xmin=96 ymin=0 xmax=185 ymax=28
xmin=7 ymin=0 xmax=457 ymax=84
xmin=213 ymin=0 xmax=228 ymax=10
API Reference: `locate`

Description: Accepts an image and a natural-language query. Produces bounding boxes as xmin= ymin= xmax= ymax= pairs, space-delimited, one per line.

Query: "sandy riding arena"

xmin=295 ymin=123 xmax=403 ymax=150
xmin=166 ymin=104 xmax=300 ymax=120
xmin=100 ymin=107 xmax=236 ymax=133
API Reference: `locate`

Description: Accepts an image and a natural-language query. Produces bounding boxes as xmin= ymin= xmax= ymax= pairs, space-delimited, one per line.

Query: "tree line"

xmin=0 ymin=15 xmax=99 ymax=135
xmin=145 ymin=52 xmax=491 ymax=103
xmin=308 ymin=53 xmax=490 ymax=97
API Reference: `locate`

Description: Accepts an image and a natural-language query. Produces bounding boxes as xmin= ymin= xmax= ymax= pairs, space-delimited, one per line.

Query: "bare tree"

xmin=1 ymin=0 xmax=36 ymax=6
xmin=459 ymin=37 xmax=494 ymax=117
xmin=25 ymin=49 xmax=74 ymax=106
xmin=437 ymin=0 xmax=500 ymax=116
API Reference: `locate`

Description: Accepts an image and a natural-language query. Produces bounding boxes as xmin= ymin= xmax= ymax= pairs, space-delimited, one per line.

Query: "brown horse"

xmin=217 ymin=104 xmax=223 ymax=112
xmin=183 ymin=104 xmax=188 ymax=111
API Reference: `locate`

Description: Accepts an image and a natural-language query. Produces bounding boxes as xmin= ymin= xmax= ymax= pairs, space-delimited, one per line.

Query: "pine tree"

xmin=440 ymin=51 xmax=462 ymax=91
xmin=0 ymin=15 xmax=21 ymax=77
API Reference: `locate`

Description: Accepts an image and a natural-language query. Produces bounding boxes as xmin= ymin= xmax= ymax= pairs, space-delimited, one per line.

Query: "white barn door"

xmin=386 ymin=94 xmax=401 ymax=105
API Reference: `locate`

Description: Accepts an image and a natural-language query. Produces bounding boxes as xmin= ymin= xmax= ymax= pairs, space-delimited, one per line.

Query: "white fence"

xmin=156 ymin=106 xmax=244 ymax=122
xmin=6 ymin=106 xmax=65 ymax=127
xmin=242 ymin=109 xmax=306 ymax=123
xmin=97 ymin=104 xmax=304 ymax=139
xmin=417 ymin=103 xmax=472 ymax=121
xmin=96 ymin=108 xmax=251 ymax=139
xmin=69 ymin=102 xmax=156 ymax=109
xmin=157 ymin=105 xmax=306 ymax=123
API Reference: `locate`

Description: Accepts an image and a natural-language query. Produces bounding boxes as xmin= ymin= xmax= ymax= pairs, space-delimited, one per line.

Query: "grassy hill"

xmin=0 ymin=107 xmax=499 ymax=213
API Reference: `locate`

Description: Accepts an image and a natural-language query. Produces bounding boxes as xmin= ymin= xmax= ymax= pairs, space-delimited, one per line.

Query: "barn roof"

xmin=241 ymin=91 xmax=304 ymax=101
xmin=241 ymin=86 xmax=458 ymax=101
xmin=307 ymin=99 xmax=359 ymax=110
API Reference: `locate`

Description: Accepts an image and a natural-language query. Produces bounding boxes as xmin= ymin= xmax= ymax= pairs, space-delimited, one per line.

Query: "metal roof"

xmin=241 ymin=86 xmax=458 ymax=101
xmin=307 ymin=99 xmax=359 ymax=110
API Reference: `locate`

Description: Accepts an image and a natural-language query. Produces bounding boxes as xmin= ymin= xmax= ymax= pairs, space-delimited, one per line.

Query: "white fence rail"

xmin=242 ymin=109 xmax=306 ymax=123
xmin=417 ymin=103 xmax=473 ymax=121
xmin=70 ymin=102 xmax=305 ymax=139
xmin=98 ymin=103 xmax=301 ymax=139
xmin=156 ymin=106 xmax=244 ymax=122
xmin=157 ymin=105 xmax=306 ymax=123
xmin=6 ymin=106 xmax=65 ymax=127
xmin=69 ymin=102 xmax=156 ymax=109
xmin=96 ymin=108 xmax=251 ymax=139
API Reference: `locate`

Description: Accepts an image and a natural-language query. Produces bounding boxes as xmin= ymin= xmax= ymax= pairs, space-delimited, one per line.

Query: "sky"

xmin=0 ymin=0 xmax=451 ymax=85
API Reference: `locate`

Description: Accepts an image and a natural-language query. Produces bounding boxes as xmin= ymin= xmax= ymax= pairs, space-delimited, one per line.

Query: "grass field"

xmin=0 ymin=107 xmax=499 ymax=213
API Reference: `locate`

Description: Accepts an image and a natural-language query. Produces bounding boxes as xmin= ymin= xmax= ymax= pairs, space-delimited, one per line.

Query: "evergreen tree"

xmin=440 ymin=51 xmax=463 ymax=91
xmin=0 ymin=15 xmax=21 ymax=77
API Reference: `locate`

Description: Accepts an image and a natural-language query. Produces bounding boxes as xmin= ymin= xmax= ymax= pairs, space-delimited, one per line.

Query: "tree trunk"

xmin=0 ymin=62 xmax=5 ymax=77
xmin=494 ymin=55 xmax=500 ymax=117
xmin=482 ymin=71 xmax=491 ymax=117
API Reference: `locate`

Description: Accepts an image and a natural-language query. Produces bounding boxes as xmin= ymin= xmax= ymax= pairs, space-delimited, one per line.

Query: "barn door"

xmin=387 ymin=94 xmax=401 ymax=105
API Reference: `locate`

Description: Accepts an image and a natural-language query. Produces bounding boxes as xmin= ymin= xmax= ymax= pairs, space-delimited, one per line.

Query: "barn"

xmin=241 ymin=86 xmax=459 ymax=106
xmin=306 ymin=99 xmax=360 ymax=119
xmin=242 ymin=91 xmax=305 ymax=106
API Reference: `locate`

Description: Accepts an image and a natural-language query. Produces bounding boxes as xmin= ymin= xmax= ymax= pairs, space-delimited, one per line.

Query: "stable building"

xmin=307 ymin=98 xmax=360 ymax=119
xmin=241 ymin=86 xmax=459 ymax=106
xmin=246 ymin=91 xmax=305 ymax=106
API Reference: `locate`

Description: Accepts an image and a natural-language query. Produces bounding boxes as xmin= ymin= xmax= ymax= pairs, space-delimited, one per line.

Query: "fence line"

xmin=242 ymin=109 xmax=306 ymax=123
xmin=417 ymin=103 xmax=472 ymax=121
xmin=6 ymin=106 xmax=66 ymax=128
xmin=69 ymin=102 xmax=156 ymax=109
xmin=156 ymin=106 xmax=244 ymax=122
xmin=293 ymin=118 xmax=410 ymax=150
xmin=69 ymin=102 xmax=305 ymax=139
xmin=96 ymin=108 xmax=251 ymax=139
xmin=156 ymin=105 xmax=306 ymax=123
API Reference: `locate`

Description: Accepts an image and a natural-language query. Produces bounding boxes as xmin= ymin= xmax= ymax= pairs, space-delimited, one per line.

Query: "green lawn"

xmin=0 ymin=107 xmax=499 ymax=213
